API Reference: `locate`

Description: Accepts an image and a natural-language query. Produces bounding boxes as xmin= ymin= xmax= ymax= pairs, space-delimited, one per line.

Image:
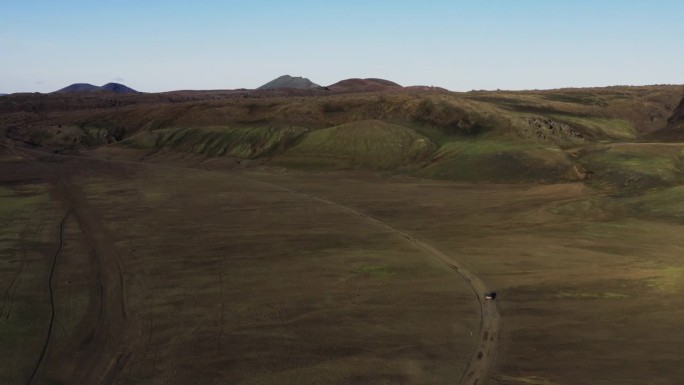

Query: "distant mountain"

xmin=55 ymin=83 xmax=99 ymax=93
xmin=54 ymin=82 xmax=138 ymax=94
xmin=327 ymin=78 xmax=403 ymax=93
xmin=257 ymin=75 xmax=320 ymax=90
xmin=0 ymin=93 xmax=7 ymax=96
xmin=99 ymin=83 xmax=138 ymax=93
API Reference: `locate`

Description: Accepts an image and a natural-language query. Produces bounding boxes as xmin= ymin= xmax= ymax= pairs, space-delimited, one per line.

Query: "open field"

xmin=0 ymin=149 xmax=481 ymax=385
xmin=3 ymin=146 xmax=684 ymax=384
xmin=254 ymin=169 xmax=684 ymax=385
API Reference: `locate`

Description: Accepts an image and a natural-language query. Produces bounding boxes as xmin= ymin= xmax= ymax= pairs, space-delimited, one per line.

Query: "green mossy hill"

xmin=416 ymin=140 xmax=585 ymax=183
xmin=276 ymin=120 xmax=434 ymax=170
xmin=547 ymin=115 xmax=636 ymax=141
xmin=3 ymin=85 xmax=684 ymax=187
xmin=121 ymin=126 xmax=308 ymax=158
xmin=577 ymin=143 xmax=684 ymax=193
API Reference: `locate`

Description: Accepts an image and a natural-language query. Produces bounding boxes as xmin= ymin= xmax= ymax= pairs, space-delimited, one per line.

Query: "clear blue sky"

xmin=2 ymin=0 xmax=683 ymax=93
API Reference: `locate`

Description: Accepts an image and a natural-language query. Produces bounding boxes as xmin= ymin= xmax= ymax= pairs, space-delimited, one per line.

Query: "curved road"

xmin=239 ymin=177 xmax=502 ymax=385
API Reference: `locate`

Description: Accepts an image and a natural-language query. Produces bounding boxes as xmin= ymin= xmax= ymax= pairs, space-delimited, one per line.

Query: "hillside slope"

xmin=276 ymin=120 xmax=433 ymax=170
xmin=2 ymin=84 xmax=683 ymax=184
xmin=122 ymin=126 xmax=308 ymax=158
xmin=648 ymin=94 xmax=684 ymax=140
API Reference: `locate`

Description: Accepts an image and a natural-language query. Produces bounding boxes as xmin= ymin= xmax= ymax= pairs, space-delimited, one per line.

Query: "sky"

xmin=2 ymin=0 xmax=683 ymax=93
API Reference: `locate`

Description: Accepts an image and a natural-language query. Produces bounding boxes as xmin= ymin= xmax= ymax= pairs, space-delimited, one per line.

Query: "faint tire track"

xmin=8 ymin=143 xmax=131 ymax=385
xmin=2 ymin=217 xmax=46 ymax=321
xmin=25 ymin=209 xmax=73 ymax=385
xmin=56 ymin=176 xmax=131 ymax=385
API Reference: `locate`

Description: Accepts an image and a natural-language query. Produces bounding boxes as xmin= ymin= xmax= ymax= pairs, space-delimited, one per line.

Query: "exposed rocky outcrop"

xmin=519 ymin=116 xmax=585 ymax=146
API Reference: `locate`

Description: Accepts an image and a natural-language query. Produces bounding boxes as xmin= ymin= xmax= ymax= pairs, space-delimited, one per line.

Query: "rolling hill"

xmin=276 ymin=120 xmax=433 ymax=170
xmin=2 ymin=83 xmax=684 ymax=187
xmin=257 ymin=75 xmax=321 ymax=90
xmin=327 ymin=78 xmax=403 ymax=93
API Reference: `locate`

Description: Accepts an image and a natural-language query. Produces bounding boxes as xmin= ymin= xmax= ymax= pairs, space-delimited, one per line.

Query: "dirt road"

xmin=54 ymin=176 xmax=130 ymax=385
xmin=24 ymin=210 xmax=71 ymax=385
xmin=239 ymin=177 xmax=502 ymax=385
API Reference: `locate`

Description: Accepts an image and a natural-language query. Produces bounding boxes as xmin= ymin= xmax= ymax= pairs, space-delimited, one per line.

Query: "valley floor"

xmin=1 ymin=147 xmax=684 ymax=385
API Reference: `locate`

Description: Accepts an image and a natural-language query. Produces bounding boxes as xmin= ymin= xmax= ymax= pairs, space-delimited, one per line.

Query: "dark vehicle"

xmin=485 ymin=292 xmax=497 ymax=300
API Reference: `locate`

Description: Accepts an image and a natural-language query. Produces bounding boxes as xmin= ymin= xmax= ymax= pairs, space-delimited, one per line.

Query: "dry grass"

xmin=257 ymin=170 xmax=684 ymax=385
xmin=0 ymin=155 xmax=477 ymax=385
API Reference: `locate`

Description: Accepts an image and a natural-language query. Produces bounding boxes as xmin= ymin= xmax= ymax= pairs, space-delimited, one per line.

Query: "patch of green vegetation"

xmin=581 ymin=222 xmax=631 ymax=238
xmin=412 ymin=98 xmax=497 ymax=136
xmin=549 ymin=114 xmax=635 ymax=140
xmin=0 ymin=301 xmax=50 ymax=384
xmin=464 ymin=94 xmax=568 ymax=115
xmin=78 ymin=126 xmax=113 ymax=146
xmin=555 ymin=183 xmax=684 ymax=225
xmin=465 ymin=95 xmax=529 ymax=106
xmin=578 ymin=145 xmax=684 ymax=192
xmin=55 ymin=291 xmax=91 ymax=338
xmin=121 ymin=126 xmax=309 ymax=158
xmin=622 ymin=186 xmax=684 ymax=222
xmin=645 ymin=267 xmax=684 ymax=293
xmin=277 ymin=120 xmax=434 ymax=170
xmin=541 ymin=92 xmax=609 ymax=106
xmin=495 ymin=374 xmax=562 ymax=385
xmin=416 ymin=140 xmax=578 ymax=182
xmin=0 ymin=184 xmax=55 ymax=384
xmin=548 ymin=197 xmax=604 ymax=217
xmin=355 ymin=265 xmax=396 ymax=278
xmin=555 ymin=291 xmax=630 ymax=299
xmin=0 ymin=185 xmax=50 ymax=237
